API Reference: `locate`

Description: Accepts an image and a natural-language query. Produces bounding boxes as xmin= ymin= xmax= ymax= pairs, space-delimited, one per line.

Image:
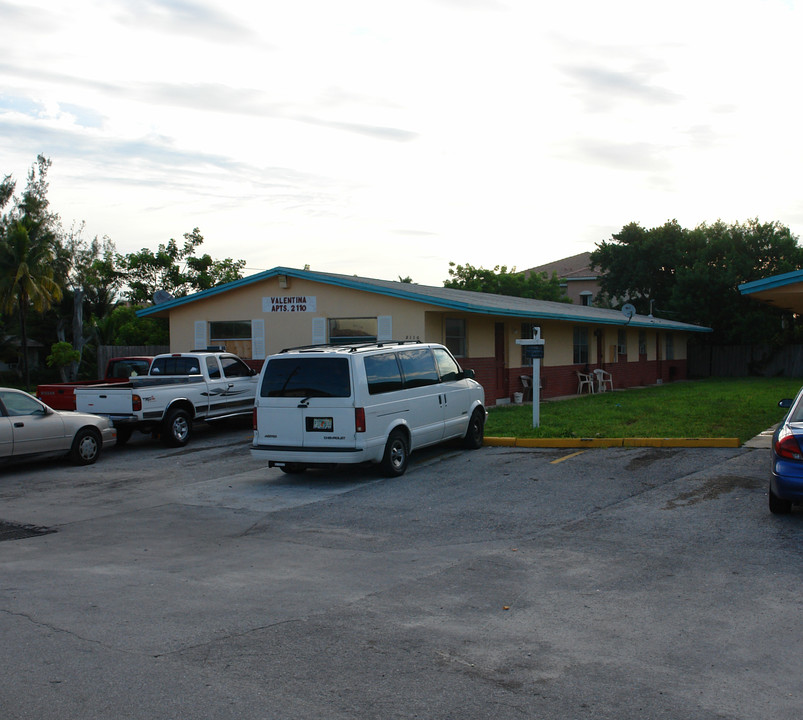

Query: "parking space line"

xmin=550 ymin=450 xmax=586 ymax=464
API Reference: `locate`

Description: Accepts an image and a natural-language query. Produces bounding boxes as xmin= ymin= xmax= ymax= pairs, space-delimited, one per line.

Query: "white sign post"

xmin=516 ymin=326 xmax=545 ymax=428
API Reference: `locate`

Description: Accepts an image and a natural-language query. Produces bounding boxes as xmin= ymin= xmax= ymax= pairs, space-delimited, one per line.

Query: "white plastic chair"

xmin=594 ymin=368 xmax=613 ymax=392
xmin=576 ymin=371 xmax=595 ymax=394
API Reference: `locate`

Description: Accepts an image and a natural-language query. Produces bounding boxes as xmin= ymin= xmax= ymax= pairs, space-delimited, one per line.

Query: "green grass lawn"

xmin=484 ymin=377 xmax=803 ymax=442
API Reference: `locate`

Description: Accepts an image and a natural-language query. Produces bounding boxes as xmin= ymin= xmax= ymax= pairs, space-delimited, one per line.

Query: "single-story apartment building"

xmin=137 ymin=267 xmax=711 ymax=404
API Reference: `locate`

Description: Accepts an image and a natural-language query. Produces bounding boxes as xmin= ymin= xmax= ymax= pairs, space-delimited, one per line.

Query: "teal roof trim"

xmin=739 ymin=269 xmax=803 ymax=295
xmin=137 ymin=266 xmax=711 ymax=333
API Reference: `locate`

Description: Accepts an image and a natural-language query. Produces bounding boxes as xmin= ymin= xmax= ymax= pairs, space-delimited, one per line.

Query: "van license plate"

xmin=309 ymin=417 xmax=333 ymax=432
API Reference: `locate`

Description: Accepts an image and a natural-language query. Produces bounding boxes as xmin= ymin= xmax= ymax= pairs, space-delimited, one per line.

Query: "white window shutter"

xmin=251 ymin=319 xmax=266 ymax=359
xmin=312 ymin=318 xmax=326 ymax=344
xmin=194 ymin=321 xmax=207 ymax=350
xmin=377 ymin=315 xmax=392 ymax=342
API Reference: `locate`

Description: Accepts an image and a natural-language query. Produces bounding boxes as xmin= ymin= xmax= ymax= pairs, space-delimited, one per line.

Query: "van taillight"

xmin=355 ymin=407 xmax=366 ymax=433
xmin=132 ymin=394 xmax=142 ymax=412
xmin=253 ymin=407 xmax=258 ymax=430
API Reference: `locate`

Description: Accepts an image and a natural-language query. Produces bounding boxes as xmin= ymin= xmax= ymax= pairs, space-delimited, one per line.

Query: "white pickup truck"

xmin=74 ymin=351 xmax=258 ymax=446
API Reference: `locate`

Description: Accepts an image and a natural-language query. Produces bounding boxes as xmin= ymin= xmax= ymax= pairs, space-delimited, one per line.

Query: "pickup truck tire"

xmin=115 ymin=427 xmax=133 ymax=446
xmin=70 ymin=428 xmax=102 ymax=465
xmin=163 ymin=408 xmax=192 ymax=447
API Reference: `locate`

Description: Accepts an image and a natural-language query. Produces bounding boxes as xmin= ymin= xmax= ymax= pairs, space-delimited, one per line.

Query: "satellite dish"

xmin=153 ymin=290 xmax=175 ymax=305
xmin=621 ymin=303 xmax=636 ymax=320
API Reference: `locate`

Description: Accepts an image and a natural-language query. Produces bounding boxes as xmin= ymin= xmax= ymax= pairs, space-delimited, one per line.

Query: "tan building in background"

xmin=138 ymin=267 xmax=710 ymax=404
xmin=525 ymin=251 xmax=602 ymax=306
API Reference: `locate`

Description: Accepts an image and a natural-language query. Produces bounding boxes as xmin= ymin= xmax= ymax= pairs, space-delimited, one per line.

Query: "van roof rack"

xmin=279 ymin=340 xmax=423 ymax=354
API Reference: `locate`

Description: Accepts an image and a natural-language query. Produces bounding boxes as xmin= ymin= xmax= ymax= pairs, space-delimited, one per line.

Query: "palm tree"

xmin=0 ymin=156 xmax=63 ymax=389
xmin=0 ymin=218 xmax=62 ymax=388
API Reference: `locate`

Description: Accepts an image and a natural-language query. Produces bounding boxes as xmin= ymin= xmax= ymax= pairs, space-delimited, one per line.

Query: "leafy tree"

xmin=94 ymin=305 xmax=169 ymax=346
xmin=591 ymin=218 xmax=803 ymax=344
xmin=118 ymin=227 xmax=245 ymax=304
xmin=0 ymin=156 xmax=63 ymax=387
xmin=46 ymin=341 xmax=81 ymax=382
xmin=51 ymin=223 xmax=125 ymax=378
xmin=444 ymin=262 xmax=569 ymax=302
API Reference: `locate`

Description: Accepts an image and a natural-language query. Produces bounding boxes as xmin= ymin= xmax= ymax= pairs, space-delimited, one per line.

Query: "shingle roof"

xmin=525 ymin=252 xmax=600 ymax=280
xmin=137 ymin=266 xmax=710 ymax=333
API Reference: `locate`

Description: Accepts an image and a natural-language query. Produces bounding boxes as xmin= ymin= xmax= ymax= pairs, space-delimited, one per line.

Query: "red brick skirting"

xmin=469 ymin=358 xmax=688 ymax=404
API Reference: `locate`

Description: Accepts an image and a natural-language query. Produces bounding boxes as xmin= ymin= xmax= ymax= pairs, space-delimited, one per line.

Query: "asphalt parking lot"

xmin=2 ymin=422 xmax=802 ymax=720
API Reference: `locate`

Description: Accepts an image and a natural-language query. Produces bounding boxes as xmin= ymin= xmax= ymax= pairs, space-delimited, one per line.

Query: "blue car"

xmin=770 ymin=390 xmax=803 ymax=514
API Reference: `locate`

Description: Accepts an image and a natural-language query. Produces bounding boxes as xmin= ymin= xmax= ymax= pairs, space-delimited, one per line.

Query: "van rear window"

xmin=261 ymin=358 xmax=351 ymax=398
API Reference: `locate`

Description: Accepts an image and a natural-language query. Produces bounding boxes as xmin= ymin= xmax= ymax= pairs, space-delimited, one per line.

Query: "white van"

xmin=251 ymin=341 xmax=486 ymax=476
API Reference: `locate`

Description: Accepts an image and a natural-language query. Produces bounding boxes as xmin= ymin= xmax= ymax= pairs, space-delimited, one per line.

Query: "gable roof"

xmin=137 ymin=266 xmax=710 ymax=332
xmin=525 ymin=252 xmax=600 ymax=280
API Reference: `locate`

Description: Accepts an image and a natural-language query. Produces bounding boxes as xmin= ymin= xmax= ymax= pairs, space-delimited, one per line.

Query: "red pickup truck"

xmin=36 ymin=356 xmax=154 ymax=411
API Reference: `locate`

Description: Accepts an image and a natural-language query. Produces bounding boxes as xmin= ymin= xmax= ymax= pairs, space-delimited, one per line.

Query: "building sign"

xmin=263 ymin=296 xmax=317 ymax=313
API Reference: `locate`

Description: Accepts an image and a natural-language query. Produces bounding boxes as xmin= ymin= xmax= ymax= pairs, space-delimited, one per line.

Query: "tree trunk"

xmin=71 ymin=288 xmax=84 ymax=381
xmin=18 ymin=299 xmax=30 ymax=390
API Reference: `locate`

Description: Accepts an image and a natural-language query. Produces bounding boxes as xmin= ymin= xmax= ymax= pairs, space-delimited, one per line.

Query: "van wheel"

xmin=381 ymin=430 xmax=409 ymax=477
xmin=463 ymin=408 xmax=485 ymax=449
xmin=163 ymin=408 xmax=192 ymax=447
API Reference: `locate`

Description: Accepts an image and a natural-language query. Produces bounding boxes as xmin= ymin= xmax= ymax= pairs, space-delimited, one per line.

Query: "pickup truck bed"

xmin=37 ymin=357 xmax=153 ymax=411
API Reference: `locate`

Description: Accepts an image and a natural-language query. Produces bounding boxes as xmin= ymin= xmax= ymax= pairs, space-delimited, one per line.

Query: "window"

xmin=444 ymin=318 xmax=466 ymax=357
xmin=573 ymin=327 xmax=589 ymax=365
xmin=617 ymin=329 xmax=627 ymax=358
xmin=209 ymin=320 xmax=252 ymax=358
xmin=580 ymin=292 xmax=592 ymax=307
xmin=665 ymin=333 xmax=674 ymax=360
xmin=397 ymin=348 xmax=439 ymax=388
xmin=638 ymin=331 xmax=647 ymax=357
xmin=107 ymin=358 xmax=151 ymax=379
xmin=206 ymin=356 xmax=221 ymax=379
xmin=150 ymin=357 xmax=202 ymax=376
xmin=221 ymin=355 xmax=253 ymax=378
xmin=364 ymin=353 xmax=404 ymax=394
xmin=329 ymin=318 xmax=377 ymax=344
xmin=433 ymin=347 xmax=461 ymax=382
xmin=0 ymin=390 xmax=43 ymax=417
xmin=261 ymin=358 xmax=351 ymax=398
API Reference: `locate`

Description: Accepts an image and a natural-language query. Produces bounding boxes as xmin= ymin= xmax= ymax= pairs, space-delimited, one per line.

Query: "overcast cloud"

xmin=1 ymin=0 xmax=802 ymax=285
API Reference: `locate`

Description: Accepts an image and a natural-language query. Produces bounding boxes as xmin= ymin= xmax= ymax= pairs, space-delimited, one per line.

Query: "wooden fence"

xmin=688 ymin=344 xmax=803 ymax=378
xmin=97 ymin=345 xmax=169 ymax=374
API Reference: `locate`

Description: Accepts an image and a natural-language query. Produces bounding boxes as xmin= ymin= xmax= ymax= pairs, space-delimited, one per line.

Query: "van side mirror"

xmin=461 ymin=368 xmax=475 ymax=380
xmin=779 ymin=398 xmax=794 ymax=409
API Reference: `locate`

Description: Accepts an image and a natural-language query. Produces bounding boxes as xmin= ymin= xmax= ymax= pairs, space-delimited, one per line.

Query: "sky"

xmin=2 ymin=0 xmax=802 ymax=288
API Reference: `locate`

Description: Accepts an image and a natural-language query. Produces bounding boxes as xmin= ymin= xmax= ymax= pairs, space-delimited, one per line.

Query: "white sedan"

xmin=0 ymin=388 xmax=116 ymax=465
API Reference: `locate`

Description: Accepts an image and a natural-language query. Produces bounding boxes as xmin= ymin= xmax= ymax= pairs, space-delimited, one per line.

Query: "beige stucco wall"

xmin=161 ymin=275 xmax=692 ymax=366
xmin=169 ymin=277 xmax=459 ymax=355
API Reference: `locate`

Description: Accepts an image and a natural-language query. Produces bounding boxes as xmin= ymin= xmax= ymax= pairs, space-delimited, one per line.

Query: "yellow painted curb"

xmin=485 ymin=436 xmax=517 ymax=447
xmin=514 ymin=437 xmax=625 ymax=448
xmin=623 ymin=437 xmax=740 ymax=448
xmin=484 ymin=437 xmax=740 ymax=449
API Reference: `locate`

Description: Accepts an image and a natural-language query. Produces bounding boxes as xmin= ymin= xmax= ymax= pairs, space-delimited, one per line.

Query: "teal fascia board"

xmin=738 ymin=269 xmax=803 ymax=295
xmin=137 ymin=266 xmax=711 ymax=332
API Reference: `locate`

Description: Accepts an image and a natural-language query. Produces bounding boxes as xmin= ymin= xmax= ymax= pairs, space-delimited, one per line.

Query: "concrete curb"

xmin=483 ymin=437 xmax=742 ymax=449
